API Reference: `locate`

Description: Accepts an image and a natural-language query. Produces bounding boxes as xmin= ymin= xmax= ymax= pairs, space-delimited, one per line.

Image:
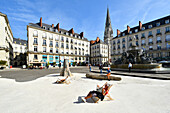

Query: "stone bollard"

xmin=60 ymin=59 xmax=73 ymax=77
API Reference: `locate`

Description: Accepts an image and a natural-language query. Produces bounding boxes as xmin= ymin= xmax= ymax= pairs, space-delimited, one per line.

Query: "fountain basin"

xmin=111 ymin=64 xmax=161 ymax=69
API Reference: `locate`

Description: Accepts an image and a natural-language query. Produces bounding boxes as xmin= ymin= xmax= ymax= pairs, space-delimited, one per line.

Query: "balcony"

xmin=42 ymin=44 xmax=47 ymax=46
xmin=49 ymin=45 xmax=53 ymax=47
xmin=148 ymin=42 xmax=153 ymax=45
xmin=42 ymin=36 xmax=47 ymax=39
xmin=156 ymin=32 xmax=162 ymax=36
xmin=157 ymin=47 xmax=161 ymax=50
xmin=55 ymin=45 xmax=59 ymax=48
xmin=156 ymin=40 xmax=162 ymax=43
xmin=55 ymin=38 xmax=59 ymax=41
xmin=61 ymin=46 xmax=64 ymax=48
xmin=165 ymin=39 xmax=170 ymax=42
xmin=141 ymin=36 xmax=146 ymax=39
xmin=49 ymin=37 xmax=53 ymax=40
xmin=33 ymin=34 xmax=38 ymax=37
xmin=165 ymin=30 xmax=170 ymax=34
xmin=141 ymin=43 xmax=146 ymax=46
xmin=33 ymin=42 xmax=38 ymax=45
xmin=148 ymin=34 xmax=153 ymax=37
xmin=129 ymin=39 xmax=132 ymax=41
xmin=66 ymin=47 xmax=69 ymax=49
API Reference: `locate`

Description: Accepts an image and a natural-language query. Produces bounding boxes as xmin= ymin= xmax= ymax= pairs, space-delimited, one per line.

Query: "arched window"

xmin=166 ymin=35 xmax=170 ymax=41
xmin=33 ymin=30 xmax=38 ymax=37
xmin=42 ymin=32 xmax=47 ymax=38
xmin=157 ymin=37 xmax=161 ymax=41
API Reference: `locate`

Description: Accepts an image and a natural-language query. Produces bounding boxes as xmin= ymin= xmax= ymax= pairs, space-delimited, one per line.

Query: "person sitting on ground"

xmin=107 ymin=67 xmax=111 ymax=80
xmin=54 ymin=76 xmax=70 ymax=84
xmin=82 ymin=82 xmax=113 ymax=103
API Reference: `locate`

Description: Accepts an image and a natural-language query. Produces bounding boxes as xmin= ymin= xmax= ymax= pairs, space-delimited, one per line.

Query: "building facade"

xmin=90 ymin=37 xmax=108 ymax=65
xmin=111 ymin=15 xmax=170 ymax=63
xmin=27 ymin=17 xmax=90 ymax=67
xmin=13 ymin=38 xmax=27 ymax=67
xmin=0 ymin=12 xmax=13 ymax=67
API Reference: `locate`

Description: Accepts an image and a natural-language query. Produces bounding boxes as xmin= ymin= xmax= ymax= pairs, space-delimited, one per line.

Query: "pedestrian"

xmin=128 ymin=62 xmax=132 ymax=73
xmin=89 ymin=64 xmax=92 ymax=72
xmin=59 ymin=62 xmax=61 ymax=68
xmin=107 ymin=67 xmax=111 ymax=80
xmin=99 ymin=64 xmax=103 ymax=74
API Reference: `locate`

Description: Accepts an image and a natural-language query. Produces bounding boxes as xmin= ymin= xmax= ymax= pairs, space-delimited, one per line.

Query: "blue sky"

xmin=0 ymin=0 xmax=170 ymax=41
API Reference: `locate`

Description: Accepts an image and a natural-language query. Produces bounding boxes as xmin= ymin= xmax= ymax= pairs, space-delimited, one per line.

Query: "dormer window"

xmin=148 ymin=25 xmax=152 ymax=29
xmin=43 ymin=26 xmax=46 ymax=29
xmin=66 ymin=32 xmax=69 ymax=35
xmin=78 ymin=36 xmax=81 ymax=39
xmin=135 ymin=29 xmax=138 ymax=33
xmin=156 ymin=22 xmax=160 ymax=26
xmin=55 ymin=29 xmax=58 ymax=33
xmin=142 ymin=27 xmax=145 ymax=30
xmin=118 ymin=34 xmax=120 ymax=37
xmin=129 ymin=31 xmax=132 ymax=34
xmin=165 ymin=20 xmax=169 ymax=24
xmin=74 ymin=35 xmax=77 ymax=38
xmin=123 ymin=33 xmax=125 ymax=36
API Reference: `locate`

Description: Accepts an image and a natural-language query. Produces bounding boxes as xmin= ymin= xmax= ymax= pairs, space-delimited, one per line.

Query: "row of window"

xmin=114 ymin=34 xmax=170 ymax=45
xmin=33 ymin=38 xmax=88 ymax=47
xmin=118 ymin=26 xmax=170 ymax=38
xmin=33 ymin=30 xmax=84 ymax=40
xmin=34 ymin=55 xmax=86 ymax=60
xmin=34 ymin=46 xmax=88 ymax=55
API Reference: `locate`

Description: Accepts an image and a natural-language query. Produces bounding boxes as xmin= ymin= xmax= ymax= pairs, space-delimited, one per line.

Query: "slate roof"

xmin=13 ymin=38 xmax=27 ymax=46
xmin=28 ymin=23 xmax=88 ymax=41
xmin=114 ymin=15 xmax=170 ymax=39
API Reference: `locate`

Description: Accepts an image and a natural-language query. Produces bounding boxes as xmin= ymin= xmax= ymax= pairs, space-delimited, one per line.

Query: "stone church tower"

xmin=104 ymin=7 xmax=113 ymax=64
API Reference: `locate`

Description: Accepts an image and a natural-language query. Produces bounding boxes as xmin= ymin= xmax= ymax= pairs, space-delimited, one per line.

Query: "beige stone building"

xmin=111 ymin=15 xmax=170 ymax=63
xmin=27 ymin=17 xmax=90 ymax=67
xmin=90 ymin=37 xmax=108 ymax=65
xmin=0 ymin=12 xmax=13 ymax=67
xmin=13 ymin=38 xmax=27 ymax=67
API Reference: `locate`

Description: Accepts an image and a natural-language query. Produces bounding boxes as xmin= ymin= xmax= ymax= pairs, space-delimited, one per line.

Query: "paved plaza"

xmin=0 ymin=66 xmax=170 ymax=113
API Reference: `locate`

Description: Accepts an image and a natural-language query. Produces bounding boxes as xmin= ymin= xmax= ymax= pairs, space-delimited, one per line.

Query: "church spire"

xmin=104 ymin=7 xmax=113 ymax=40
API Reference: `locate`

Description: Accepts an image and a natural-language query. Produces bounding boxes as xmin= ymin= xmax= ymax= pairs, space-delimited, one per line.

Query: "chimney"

xmin=40 ymin=17 xmax=42 ymax=27
xmin=139 ymin=21 xmax=142 ymax=30
xmin=52 ymin=24 xmax=54 ymax=28
xmin=117 ymin=29 xmax=120 ymax=37
xmin=96 ymin=37 xmax=100 ymax=42
xmin=69 ymin=28 xmax=74 ymax=34
xmin=56 ymin=23 xmax=60 ymax=31
xmin=80 ymin=32 xmax=84 ymax=37
xmin=127 ymin=25 xmax=130 ymax=33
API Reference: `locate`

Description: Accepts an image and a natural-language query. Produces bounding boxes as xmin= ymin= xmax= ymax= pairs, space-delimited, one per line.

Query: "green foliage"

xmin=53 ymin=62 xmax=56 ymax=66
xmin=47 ymin=62 xmax=50 ymax=67
xmin=72 ymin=62 xmax=77 ymax=66
xmin=0 ymin=60 xmax=7 ymax=65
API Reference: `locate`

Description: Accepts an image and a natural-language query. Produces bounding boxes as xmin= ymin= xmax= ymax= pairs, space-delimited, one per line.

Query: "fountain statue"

xmin=115 ymin=36 xmax=153 ymax=64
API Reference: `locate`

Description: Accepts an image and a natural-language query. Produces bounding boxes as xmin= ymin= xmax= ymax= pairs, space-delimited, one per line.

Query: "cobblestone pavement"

xmin=0 ymin=66 xmax=91 ymax=82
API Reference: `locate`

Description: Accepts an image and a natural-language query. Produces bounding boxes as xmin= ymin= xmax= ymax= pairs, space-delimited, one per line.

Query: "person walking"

xmin=107 ymin=67 xmax=111 ymax=80
xmin=99 ymin=64 xmax=103 ymax=74
xmin=128 ymin=62 xmax=132 ymax=73
xmin=89 ymin=64 xmax=92 ymax=72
